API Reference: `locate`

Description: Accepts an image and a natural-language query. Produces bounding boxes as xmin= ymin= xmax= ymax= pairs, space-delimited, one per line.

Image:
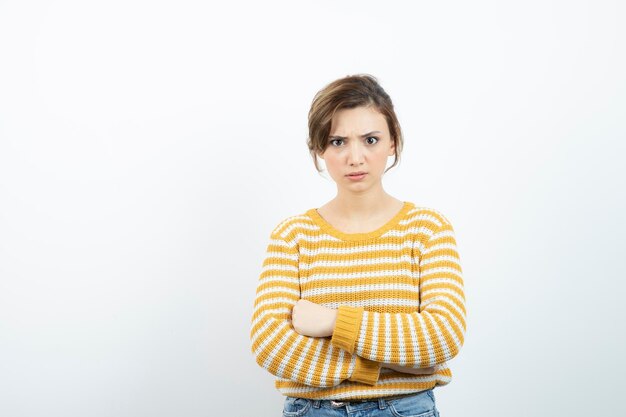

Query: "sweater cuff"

xmin=349 ymin=356 xmax=380 ymax=385
xmin=331 ymin=305 xmax=363 ymax=354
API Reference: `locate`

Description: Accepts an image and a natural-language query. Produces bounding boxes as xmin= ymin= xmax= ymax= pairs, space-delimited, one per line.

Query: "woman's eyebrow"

xmin=328 ymin=131 xmax=382 ymax=140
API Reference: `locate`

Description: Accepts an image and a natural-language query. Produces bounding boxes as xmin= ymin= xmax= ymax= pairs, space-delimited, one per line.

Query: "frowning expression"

xmin=319 ymin=106 xmax=395 ymax=190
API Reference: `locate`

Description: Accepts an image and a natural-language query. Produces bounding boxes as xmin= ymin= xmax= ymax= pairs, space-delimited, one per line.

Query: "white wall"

xmin=1 ymin=1 xmax=624 ymax=416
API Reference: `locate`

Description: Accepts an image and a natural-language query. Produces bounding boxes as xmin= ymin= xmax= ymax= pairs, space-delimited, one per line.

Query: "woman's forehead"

xmin=330 ymin=107 xmax=388 ymax=135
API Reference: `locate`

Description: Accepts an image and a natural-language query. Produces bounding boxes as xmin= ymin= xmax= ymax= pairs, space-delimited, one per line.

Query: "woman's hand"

xmin=383 ymin=363 xmax=436 ymax=375
xmin=291 ymin=299 xmax=338 ymax=337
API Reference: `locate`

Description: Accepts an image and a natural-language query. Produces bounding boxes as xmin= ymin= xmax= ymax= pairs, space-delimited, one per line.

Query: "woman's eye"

xmin=330 ymin=139 xmax=344 ymax=146
xmin=366 ymin=136 xmax=379 ymax=144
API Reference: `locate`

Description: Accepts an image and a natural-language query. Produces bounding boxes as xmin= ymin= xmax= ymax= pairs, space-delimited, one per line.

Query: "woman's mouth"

xmin=346 ymin=172 xmax=367 ymax=181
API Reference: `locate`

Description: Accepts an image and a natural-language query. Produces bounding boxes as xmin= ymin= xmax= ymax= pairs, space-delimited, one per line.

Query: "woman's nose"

xmin=347 ymin=141 xmax=364 ymax=165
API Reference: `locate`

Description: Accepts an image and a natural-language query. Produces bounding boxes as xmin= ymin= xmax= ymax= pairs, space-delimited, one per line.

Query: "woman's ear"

xmin=388 ymin=139 xmax=396 ymax=156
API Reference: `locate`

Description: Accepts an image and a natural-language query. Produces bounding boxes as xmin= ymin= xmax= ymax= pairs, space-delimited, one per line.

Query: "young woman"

xmin=250 ymin=74 xmax=466 ymax=417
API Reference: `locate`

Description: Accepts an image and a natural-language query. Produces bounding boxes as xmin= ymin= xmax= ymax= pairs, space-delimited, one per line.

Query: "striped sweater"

xmin=250 ymin=201 xmax=466 ymax=400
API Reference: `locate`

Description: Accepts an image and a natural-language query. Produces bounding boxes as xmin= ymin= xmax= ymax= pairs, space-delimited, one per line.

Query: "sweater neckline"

xmin=305 ymin=201 xmax=414 ymax=242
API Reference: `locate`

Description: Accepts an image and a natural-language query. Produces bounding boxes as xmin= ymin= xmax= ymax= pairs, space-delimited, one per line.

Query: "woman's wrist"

xmin=326 ymin=308 xmax=338 ymax=337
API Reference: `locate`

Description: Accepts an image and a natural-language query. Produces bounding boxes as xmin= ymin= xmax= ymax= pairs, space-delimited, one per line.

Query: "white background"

xmin=1 ymin=1 xmax=624 ymax=416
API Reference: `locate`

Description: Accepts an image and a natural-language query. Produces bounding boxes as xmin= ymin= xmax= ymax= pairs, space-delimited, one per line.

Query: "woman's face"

xmin=319 ymin=106 xmax=395 ymax=192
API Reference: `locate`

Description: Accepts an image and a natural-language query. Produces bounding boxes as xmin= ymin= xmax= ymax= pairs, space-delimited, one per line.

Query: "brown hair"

xmin=307 ymin=74 xmax=404 ymax=173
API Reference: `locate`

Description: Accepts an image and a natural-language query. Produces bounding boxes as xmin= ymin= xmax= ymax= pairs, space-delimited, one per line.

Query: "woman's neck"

xmin=326 ymin=189 xmax=400 ymax=220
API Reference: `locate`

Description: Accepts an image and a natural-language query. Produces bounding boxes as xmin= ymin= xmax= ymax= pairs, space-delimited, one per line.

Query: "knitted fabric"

xmin=250 ymin=201 xmax=466 ymax=400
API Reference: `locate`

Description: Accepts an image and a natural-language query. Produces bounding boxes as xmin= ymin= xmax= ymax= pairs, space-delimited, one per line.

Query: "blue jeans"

xmin=282 ymin=390 xmax=440 ymax=417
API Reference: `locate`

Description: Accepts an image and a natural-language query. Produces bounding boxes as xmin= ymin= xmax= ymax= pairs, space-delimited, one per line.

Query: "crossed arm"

xmin=291 ymin=299 xmax=436 ymax=376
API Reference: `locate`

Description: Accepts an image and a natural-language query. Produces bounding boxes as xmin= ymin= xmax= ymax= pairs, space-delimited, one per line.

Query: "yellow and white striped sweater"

xmin=250 ymin=201 xmax=466 ymax=400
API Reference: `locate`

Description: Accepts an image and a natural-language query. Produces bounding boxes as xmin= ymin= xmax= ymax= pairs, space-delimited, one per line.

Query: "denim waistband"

xmin=310 ymin=391 xmax=422 ymax=410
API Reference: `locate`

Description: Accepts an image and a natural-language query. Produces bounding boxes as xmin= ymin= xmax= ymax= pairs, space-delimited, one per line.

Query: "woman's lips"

xmin=346 ymin=173 xmax=367 ymax=181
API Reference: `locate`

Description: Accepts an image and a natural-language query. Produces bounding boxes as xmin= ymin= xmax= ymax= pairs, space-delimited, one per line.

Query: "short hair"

xmin=307 ymin=74 xmax=403 ymax=173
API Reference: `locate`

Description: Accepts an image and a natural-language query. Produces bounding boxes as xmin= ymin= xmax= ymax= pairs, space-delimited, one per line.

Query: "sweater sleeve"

xmin=250 ymin=232 xmax=380 ymax=387
xmin=330 ymin=220 xmax=466 ymax=368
